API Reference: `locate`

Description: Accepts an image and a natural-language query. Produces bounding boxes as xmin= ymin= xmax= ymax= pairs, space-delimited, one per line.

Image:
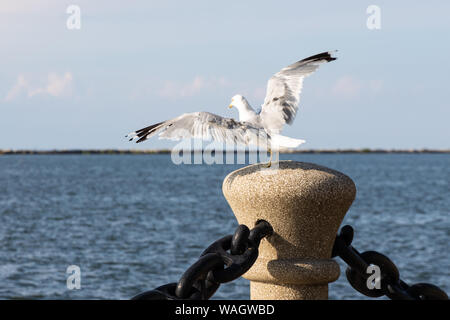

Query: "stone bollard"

xmin=222 ymin=161 xmax=356 ymax=300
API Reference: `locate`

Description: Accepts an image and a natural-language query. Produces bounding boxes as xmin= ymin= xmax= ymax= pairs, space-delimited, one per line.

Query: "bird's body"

xmin=127 ymin=51 xmax=337 ymax=151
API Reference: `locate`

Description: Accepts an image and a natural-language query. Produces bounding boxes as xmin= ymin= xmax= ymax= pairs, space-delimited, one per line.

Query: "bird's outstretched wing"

xmin=126 ymin=112 xmax=269 ymax=146
xmin=259 ymin=51 xmax=337 ymax=133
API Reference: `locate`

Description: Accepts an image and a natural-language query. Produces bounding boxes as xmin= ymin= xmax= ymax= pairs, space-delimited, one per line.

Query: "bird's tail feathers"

xmin=270 ymin=134 xmax=305 ymax=148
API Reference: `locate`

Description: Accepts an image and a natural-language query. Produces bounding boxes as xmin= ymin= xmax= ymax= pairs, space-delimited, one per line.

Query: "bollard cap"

xmin=223 ymin=161 xmax=356 ymax=260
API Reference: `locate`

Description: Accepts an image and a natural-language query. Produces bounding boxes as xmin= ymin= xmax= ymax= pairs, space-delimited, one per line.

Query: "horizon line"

xmin=0 ymin=148 xmax=449 ymax=155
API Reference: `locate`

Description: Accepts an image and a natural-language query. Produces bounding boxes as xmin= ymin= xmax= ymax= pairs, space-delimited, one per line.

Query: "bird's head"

xmin=228 ymin=94 xmax=247 ymax=110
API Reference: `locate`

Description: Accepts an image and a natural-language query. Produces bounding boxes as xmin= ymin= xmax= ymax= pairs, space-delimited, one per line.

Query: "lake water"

xmin=0 ymin=154 xmax=448 ymax=300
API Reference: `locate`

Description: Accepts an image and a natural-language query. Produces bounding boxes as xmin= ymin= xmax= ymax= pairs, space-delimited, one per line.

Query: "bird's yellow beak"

xmin=228 ymin=104 xmax=233 ymax=109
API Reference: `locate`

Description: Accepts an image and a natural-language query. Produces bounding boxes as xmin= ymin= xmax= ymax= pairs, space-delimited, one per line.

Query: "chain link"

xmin=332 ymin=225 xmax=449 ymax=300
xmin=132 ymin=220 xmax=273 ymax=300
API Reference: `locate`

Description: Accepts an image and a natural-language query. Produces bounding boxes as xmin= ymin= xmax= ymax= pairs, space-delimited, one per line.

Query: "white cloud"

xmin=131 ymin=76 xmax=266 ymax=103
xmin=0 ymin=1 xmax=57 ymax=15
xmin=5 ymin=72 xmax=73 ymax=101
xmin=5 ymin=74 xmax=29 ymax=101
xmin=331 ymin=76 xmax=383 ymax=99
xmin=158 ymin=76 xmax=230 ymax=98
xmin=331 ymin=75 xmax=362 ymax=99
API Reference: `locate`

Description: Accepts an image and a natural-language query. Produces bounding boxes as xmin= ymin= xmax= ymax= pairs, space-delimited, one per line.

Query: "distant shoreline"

xmin=0 ymin=149 xmax=449 ymax=155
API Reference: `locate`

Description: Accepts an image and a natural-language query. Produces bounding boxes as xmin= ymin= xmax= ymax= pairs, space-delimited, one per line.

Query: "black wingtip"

xmin=125 ymin=121 xmax=166 ymax=144
xmin=136 ymin=137 xmax=146 ymax=143
xmin=301 ymin=51 xmax=337 ymax=63
xmin=135 ymin=122 xmax=165 ymax=135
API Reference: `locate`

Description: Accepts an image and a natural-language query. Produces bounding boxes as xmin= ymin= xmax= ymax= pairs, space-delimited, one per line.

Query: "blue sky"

xmin=1 ymin=1 xmax=449 ymax=150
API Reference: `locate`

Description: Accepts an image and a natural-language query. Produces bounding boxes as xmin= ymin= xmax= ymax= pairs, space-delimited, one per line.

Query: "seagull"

xmin=126 ymin=51 xmax=337 ymax=166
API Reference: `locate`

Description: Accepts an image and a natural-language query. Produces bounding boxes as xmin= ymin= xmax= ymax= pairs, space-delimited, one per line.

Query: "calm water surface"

xmin=0 ymin=154 xmax=448 ymax=299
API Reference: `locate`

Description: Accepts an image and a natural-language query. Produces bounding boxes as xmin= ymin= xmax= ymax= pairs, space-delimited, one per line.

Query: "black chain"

xmin=132 ymin=222 xmax=447 ymax=300
xmin=332 ymin=225 xmax=449 ymax=300
xmin=132 ymin=220 xmax=273 ymax=300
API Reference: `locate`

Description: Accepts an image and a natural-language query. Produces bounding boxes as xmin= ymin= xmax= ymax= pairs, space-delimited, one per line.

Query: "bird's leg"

xmin=264 ymin=147 xmax=272 ymax=168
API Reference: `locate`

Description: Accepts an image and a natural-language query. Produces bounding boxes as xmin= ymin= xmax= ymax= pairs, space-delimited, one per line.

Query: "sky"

xmin=1 ymin=0 xmax=449 ymax=150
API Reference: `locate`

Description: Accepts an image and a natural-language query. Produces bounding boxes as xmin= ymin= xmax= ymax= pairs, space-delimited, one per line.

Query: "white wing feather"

xmin=260 ymin=51 xmax=336 ymax=133
xmin=127 ymin=112 xmax=270 ymax=147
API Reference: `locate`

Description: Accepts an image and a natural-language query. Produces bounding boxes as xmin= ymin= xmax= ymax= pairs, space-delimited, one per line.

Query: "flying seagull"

xmin=126 ymin=51 xmax=337 ymax=166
